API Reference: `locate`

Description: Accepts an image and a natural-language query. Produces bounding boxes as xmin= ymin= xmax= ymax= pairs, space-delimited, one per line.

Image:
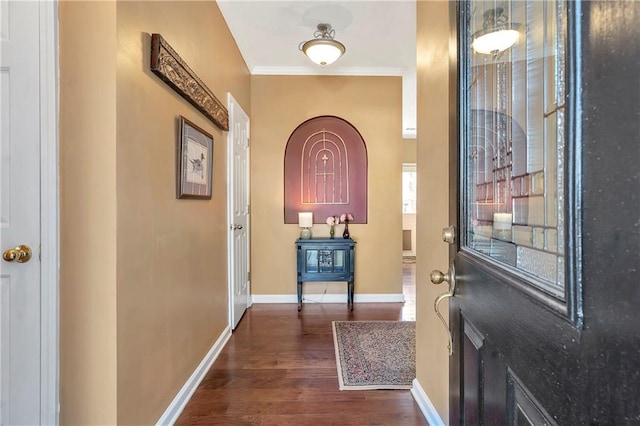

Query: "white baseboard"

xmin=252 ymin=294 xmax=298 ymax=303
xmin=411 ymin=378 xmax=445 ymax=426
xmin=156 ymin=326 xmax=232 ymax=425
xmin=252 ymin=293 xmax=405 ymax=304
xmin=355 ymin=293 xmax=405 ymax=303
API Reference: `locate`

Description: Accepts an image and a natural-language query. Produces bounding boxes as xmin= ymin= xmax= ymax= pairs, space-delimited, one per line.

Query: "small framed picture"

xmin=177 ymin=116 xmax=213 ymax=199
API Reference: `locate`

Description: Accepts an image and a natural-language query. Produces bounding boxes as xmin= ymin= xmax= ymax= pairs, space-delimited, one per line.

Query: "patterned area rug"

xmin=332 ymin=321 xmax=416 ymax=390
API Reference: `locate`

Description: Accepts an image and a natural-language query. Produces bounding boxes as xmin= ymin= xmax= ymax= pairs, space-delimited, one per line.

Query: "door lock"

xmin=441 ymin=226 xmax=456 ymax=244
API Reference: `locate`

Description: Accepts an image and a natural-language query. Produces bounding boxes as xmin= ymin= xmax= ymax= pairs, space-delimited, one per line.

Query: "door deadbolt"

xmin=442 ymin=226 xmax=456 ymax=244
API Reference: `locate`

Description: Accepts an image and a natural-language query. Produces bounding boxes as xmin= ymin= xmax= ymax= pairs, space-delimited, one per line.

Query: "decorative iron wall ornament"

xmin=300 ymin=128 xmax=350 ymax=205
xmin=150 ymin=33 xmax=229 ymax=131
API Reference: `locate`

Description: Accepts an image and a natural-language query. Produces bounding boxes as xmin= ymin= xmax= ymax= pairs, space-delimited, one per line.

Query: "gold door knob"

xmin=430 ymin=268 xmax=453 ymax=285
xmin=3 ymin=245 xmax=32 ymax=263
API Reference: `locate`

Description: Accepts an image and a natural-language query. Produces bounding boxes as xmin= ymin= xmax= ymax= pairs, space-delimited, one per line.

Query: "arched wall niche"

xmin=284 ymin=115 xmax=368 ymax=224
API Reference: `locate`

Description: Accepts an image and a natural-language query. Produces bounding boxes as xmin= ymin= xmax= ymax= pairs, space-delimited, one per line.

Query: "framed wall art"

xmin=178 ymin=116 xmax=213 ymax=199
xmin=284 ymin=115 xmax=368 ymax=223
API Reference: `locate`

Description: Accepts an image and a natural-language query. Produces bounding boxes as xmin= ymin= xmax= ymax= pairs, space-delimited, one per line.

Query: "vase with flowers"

xmin=326 ymin=216 xmax=340 ymax=239
xmin=340 ymin=213 xmax=354 ymax=239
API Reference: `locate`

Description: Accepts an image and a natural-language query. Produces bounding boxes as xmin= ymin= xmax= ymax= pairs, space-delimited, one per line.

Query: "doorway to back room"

xmin=402 ymin=163 xmax=417 ymax=260
xmin=402 ymin=163 xmax=417 ymax=320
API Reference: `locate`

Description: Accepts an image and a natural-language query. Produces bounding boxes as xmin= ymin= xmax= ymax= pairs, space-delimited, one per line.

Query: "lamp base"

xmin=300 ymin=228 xmax=312 ymax=239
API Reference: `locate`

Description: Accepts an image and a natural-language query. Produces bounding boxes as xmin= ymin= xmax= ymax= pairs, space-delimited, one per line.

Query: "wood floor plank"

xmin=176 ymin=264 xmax=427 ymax=425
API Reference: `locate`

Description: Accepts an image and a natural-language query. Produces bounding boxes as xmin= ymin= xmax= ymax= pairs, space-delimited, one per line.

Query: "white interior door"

xmin=227 ymin=94 xmax=250 ymax=330
xmin=1 ymin=2 xmax=44 ymax=424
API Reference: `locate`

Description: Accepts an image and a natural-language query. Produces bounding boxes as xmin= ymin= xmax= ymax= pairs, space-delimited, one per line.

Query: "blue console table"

xmin=295 ymin=238 xmax=356 ymax=311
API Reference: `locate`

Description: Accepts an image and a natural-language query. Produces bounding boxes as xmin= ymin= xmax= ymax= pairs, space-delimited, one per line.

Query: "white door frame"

xmin=226 ymin=93 xmax=251 ymax=328
xmin=39 ymin=1 xmax=59 ymax=424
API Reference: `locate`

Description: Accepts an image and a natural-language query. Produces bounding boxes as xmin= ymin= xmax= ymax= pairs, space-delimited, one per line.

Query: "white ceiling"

xmin=217 ymin=0 xmax=417 ymax=138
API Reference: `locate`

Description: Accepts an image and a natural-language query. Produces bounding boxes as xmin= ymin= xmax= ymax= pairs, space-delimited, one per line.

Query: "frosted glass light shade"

xmin=301 ymin=39 xmax=345 ymax=66
xmin=472 ymin=27 xmax=521 ymax=54
xmin=299 ymin=212 xmax=313 ymax=228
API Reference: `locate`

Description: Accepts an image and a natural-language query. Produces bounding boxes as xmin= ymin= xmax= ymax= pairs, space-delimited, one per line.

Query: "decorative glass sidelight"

xmin=462 ymin=0 xmax=567 ymax=298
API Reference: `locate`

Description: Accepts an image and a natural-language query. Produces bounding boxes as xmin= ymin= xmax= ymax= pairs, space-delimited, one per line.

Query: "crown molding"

xmin=251 ymin=65 xmax=408 ymax=76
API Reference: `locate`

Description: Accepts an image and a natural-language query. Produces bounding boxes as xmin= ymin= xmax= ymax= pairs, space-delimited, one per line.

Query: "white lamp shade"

xmin=301 ymin=39 xmax=345 ymax=66
xmin=299 ymin=212 xmax=313 ymax=228
xmin=472 ymin=28 xmax=520 ymax=54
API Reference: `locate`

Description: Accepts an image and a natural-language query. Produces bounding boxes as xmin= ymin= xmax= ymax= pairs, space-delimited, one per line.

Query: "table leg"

xmin=297 ymin=281 xmax=303 ymax=311
xmin=348 ymin=280 xmax=354 ymax=311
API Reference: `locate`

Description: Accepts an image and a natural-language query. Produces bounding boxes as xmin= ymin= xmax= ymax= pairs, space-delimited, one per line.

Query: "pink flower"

xmin=340 ymin=213 xmax=354 ymax=223
xmin=326 ymin=216 xmax=337 ymax=226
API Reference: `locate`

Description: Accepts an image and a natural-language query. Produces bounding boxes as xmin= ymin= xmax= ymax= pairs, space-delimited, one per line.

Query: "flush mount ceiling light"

xmin=472 ymin=7 xmax=522 ymax=55
xmin=300 ymin=23 xmax=346 ymax=66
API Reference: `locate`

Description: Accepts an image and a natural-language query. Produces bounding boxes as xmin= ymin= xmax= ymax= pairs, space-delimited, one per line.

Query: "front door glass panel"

xmin=463 ymin=0 xmax=567 ymax=298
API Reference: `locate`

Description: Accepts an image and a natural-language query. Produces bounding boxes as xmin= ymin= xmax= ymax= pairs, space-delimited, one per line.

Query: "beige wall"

xmin=59 ymin=1 xmax=250 ymax=424
xmin=116 ymin=2 xmax=249 ymax=424
xmin=403 ymin=138 xmax=418 ymax=163
xmin=415 ymin=0 xmax=452 ymax=423
xmin=59 ymin=2 xmax=118 ymax=424
xmin=250 ymin=75 xmax=403 ymax=297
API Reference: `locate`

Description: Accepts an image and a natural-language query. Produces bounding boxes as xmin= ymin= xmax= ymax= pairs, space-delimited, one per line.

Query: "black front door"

xmin=448 ymin=1 xmax=640 ymax=424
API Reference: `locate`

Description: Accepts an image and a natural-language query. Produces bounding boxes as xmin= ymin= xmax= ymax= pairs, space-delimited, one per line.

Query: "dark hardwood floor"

xmin=176 ymin=263 xmax=426 ymax=425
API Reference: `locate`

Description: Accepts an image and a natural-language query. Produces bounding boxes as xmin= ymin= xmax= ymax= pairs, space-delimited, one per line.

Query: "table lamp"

xmin=299 ymin=212 xmax=313 ymax=239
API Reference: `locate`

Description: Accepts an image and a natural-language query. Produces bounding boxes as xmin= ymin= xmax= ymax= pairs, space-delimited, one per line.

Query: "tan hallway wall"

xmin=59 ymin=2 xmax=118 ymax=424
xmin=250 ymin=75 xmax=403 ymax=298
xmin=403 ymin=138 xmax=418 ymax=163
xmin=415 ymin=0 xmax=452 ymax=422
xmin=59 ymin=1 xmax=250 ymax=424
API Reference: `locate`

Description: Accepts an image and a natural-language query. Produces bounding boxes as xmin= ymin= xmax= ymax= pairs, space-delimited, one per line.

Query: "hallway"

xmin=402 ymin=260 xmax=417 ymax=321
xmin=176 ymin=265 xmax=425 ymax=425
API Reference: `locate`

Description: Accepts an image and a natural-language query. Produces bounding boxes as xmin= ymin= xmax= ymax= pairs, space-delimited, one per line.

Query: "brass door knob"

xmin=430 ymin=268 xmax=453 ymax=285
xmin=3 ymin=245 xmax=32 ymax=263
